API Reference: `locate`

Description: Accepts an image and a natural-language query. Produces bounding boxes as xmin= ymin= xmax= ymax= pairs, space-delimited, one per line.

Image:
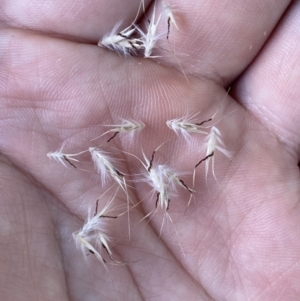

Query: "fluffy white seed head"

xmin=106 ymin=119 xmax=145 ymax=140
xmin=135 ymin=7 xmax=163 ymax=58
xmin=166 ymin=116 xmax=208 ymax=141
xmin=73 ymin=198 xmax=117 ymax=266
xmin=74 ymin=234 xmax=106 ymax=264
xmin=47 ymin=150 xmax=68 ymax=167
xmin=201 ymin=126 xmax=232 ymax=181
xmin=163 ymin=166 xmax=192 ymax=194
xmin=47 ymin=143 xmax=86 ymax=168
xmin=145 ymin=12 xmax=162 ymax=58
xmin=112 ymin=119 xmax=145 ymax=133
xmin=91 ymin=119 xmax=145 ymax=142
xmin=143 ymin=164 xmax=170 ymax=214
xmin=203 ymin=126 xmax=231 ymax=157
xmin=149 ymin=165 xmax=166 ymax=194
xmin=99 ymin=21 xmax=143 ymax=55
xmin=138 ymin=150 xmax=188 ymax=243
xmin=142 ymin=163 xmax=180 ymax=238
xmin=89 ymin=147 xmax=124 ymax=187
xmin=143 ymin=161 xmax=190 ymax=212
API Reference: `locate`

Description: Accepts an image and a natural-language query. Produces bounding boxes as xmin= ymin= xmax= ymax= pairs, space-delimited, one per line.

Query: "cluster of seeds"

xmin=47 ymin=1 xmax=231 ymax=268
xmin=99 ymin=1 xmax=176 ymax=57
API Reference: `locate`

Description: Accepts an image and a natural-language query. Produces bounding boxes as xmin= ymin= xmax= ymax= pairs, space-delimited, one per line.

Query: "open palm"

xmin=1 ymin=0 xmax=300 ymax=300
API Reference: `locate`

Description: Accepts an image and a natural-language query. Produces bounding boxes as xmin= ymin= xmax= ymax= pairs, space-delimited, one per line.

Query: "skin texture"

xmin=1 ymin=0 xmax=300 ymax=300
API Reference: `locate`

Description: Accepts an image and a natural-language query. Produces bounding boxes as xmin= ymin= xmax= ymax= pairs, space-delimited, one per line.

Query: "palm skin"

xmin=1 ymin=0 xmax=300 ymax=300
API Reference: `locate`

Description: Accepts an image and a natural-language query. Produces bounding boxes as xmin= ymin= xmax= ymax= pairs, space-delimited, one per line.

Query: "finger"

xmin=0 ymin=156 xmax=69 ymax=301
xmin=1 ymin=0 xmax=291 ymax=85
xmin=233 ymin=0 xmax=300 ymax=157
xmin=143 ymin=0 xmax=291 ymax=83
xmin=0 ymin=0 xmax=151 ymax=42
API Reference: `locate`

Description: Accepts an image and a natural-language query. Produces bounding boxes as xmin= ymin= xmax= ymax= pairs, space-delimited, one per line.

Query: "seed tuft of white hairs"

xmin=138 ymin=143 xmax=188 ymax=195
xmin=131 ymin=147 xmax=172 ymax=214
xmin=150 ymin=165 xmax=193 ymax=216
xmin=73 ymin=197 xmax=118 ymax=267
xmin=89 ymin=147 xmax=125 ymax=187
xmin=107 ymin=119 xmax=145 ymax=134
xmin=147 ymin=164 xmax=170 ymax=207
xmin=92 ymin=119 xmax=145 ymax=142
xmin=99 ymin=21 xmax=143 ymax=55
xmin=89 ymin=147 xmax=134 ymax=238
xmin=135 ymin=6 xmax=163 ymax=58
xmin=137 ymin=145 xmax=191 ymax=235
xmin=141 ymin=161 xmax=172 ymax=235
xmin=162 ymin=166 xmax=193 ymax=195
xmin=140 ymin=159 xmax=187 ymax=243
xmin=47 ymin=143 xmax=87 ymax=168
xmin=166 ymin=112 xmax=212 ymax=141
xmin=89 ymin=147 xmax=131 ymax=205
xmin=151 ymin=165 xmax=192 ymax=205
xmin=192 ymin=126 xmax=231 ymax=189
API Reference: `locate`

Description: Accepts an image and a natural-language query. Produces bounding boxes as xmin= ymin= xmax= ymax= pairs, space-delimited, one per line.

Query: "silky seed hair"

xmin=99 ymin=21 xmax=144 ymax=55
xmin=135 ymin=3 xmax=164 ymax=58
xmin=47 ymin=141 xmax=88 ymax=168
xmin=73 ymin=189 xmax=120 ymax=268
xmin=91 ymin=119 xmax=145 ymax=143
xmin=99 ymin=1 xmax=145 ymax=55
xmin=166 ymin=112 xmax=211 ymax=141
xmin=201 ymin=126 xmax=232 ymax=182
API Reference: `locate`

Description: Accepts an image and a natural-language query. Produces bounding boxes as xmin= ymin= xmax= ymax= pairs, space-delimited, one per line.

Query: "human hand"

xmin=1 ymin=0 xmax=300 ymax=300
